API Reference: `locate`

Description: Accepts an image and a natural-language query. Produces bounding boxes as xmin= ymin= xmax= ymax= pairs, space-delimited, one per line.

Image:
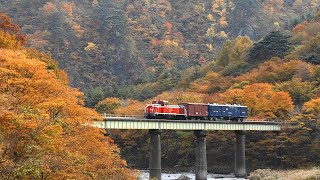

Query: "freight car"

xmin=179 ymin=103 xmax=208 ymax=120
xmin=208 ymin=103 xmax=248 ymax=121
xmin=144 ymin=100 xmax=248 ymax=122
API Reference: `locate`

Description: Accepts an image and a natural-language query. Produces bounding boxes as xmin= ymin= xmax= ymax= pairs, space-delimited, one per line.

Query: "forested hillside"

xmin=1 ymin=0 xmax=319 ymax=105
xmin=0 ymin=13 xmax=135 ymax=179
xmin=97 ymin=11 xmax=320 ymax=172
xmin=1 ymin=0 xmax=320 ymax=175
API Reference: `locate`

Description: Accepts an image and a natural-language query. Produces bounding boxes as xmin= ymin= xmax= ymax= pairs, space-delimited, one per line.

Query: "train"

xmin=144 ymin=100 xmax=248 ymax=122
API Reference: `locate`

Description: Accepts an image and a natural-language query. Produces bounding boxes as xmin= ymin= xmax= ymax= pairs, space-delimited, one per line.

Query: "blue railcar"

xmin=208 ymin=104 xmax=248 ymax=121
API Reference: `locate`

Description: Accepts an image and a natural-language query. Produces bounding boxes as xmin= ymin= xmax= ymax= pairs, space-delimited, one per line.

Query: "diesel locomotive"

xmin=144 ymin=100 xmax=248 ymax=122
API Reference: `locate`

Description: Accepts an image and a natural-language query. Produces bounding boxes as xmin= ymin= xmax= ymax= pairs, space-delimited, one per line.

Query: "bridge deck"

xmin=93 ymin=118 xmax=281 ymax=131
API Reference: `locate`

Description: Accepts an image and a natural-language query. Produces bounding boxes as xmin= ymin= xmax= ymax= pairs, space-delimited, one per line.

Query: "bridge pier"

xmin=194 ymin=130 xmax=208 ymax=180
xmin=149 ymin=129 xmax=162 ymax=180
xmin=234 ymin=130 xmax=247 ymax=178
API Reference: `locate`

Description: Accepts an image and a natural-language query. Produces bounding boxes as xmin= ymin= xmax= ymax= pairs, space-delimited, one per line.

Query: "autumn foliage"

xmin=75 ymin=3 xmax=320 ymax=175
xmin=0 ymin=12 xmax=26 ymax=46
xmin=220 ymin=83 xmax=294 ymax=119
xmin=113 ymin=99 xmax=146 ymax=116
xmin=302 ymin=98 xmax=320 ymax=118
xmin=236 ymin=59 xmax=317 ymax=83
xmin=95 ymin=97 xmax=121 ymax=114
xmin=0 ymin=3 xmax=319 ymax=174
xmin=0 ymin=48 xmax=135 ymax=179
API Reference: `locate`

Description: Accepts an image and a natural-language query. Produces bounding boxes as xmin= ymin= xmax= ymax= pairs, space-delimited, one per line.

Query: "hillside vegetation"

xmin=98 ymin=12 xmax=320 ymax=172
xmin=0 ymin=13 xmax=135 ymax=179
xmin=1 ymin=0 xmax=320 ymax=105
xmin=0 ymin=0 xmax=319 ymax=175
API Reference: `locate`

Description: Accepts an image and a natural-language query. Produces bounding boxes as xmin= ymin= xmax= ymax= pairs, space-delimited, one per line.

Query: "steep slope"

xmin=0 ymin=0 xmax=319 ymax=104
xmin=0 ymin=1 xmax=145 ymax=92
xmin=0 ymin=14 xmax=135 ymax=179
xmin=102 ymin=13 xmax=320 ymax=171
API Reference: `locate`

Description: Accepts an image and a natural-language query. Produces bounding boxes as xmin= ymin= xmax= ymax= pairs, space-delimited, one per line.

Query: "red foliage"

xmin=151 ymin=38 xmax=162 ymax=47
xmin=198 ymin=56 xmax=206 ymax=66
xmin=61 ymin=2 xmax=75 ymax=16
xmin=292 ymin=21 xmax=307 ymax=34
xmin=0 ymin=12 xmax=26 ymax=45
xmin=163 ymin=21 xmax=173 ymax=31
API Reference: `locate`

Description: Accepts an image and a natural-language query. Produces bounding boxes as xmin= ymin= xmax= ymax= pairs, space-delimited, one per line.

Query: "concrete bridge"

xmin=93 ymin=118 xmax=282 ymax=180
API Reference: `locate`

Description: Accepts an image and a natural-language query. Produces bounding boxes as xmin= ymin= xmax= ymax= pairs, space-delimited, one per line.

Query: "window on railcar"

xmin=228 ymin=107 xmax=234 ymax=115
xmin=242 ymin=107 xmax=248 ymax=116
xmin=235 ymin=107 xmax=240 ymax=116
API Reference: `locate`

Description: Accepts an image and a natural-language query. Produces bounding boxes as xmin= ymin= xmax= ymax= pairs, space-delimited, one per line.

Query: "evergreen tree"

xmin=301 ymin=34 xmax=320 ymax=64
xmin=247 ymin=31 xmax=290 ymax=64
xmin=303 ymin=53 xmax=320 ymax=64
xmin=84 ymin=87 xmax=106 ymax=107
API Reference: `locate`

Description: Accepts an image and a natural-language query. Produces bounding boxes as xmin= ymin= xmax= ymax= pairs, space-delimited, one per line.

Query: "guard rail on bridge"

xmin=93 ymin=117 xmax=284 ymax=131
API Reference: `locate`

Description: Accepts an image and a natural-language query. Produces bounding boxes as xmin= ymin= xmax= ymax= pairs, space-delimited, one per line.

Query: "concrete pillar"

xmin=235 ymin=130 xmax=247 ymax=178
xmin=194 ymin=130 xmax=208 ymax=180
xmin=149 ymin=129 xmax=162 ymax=180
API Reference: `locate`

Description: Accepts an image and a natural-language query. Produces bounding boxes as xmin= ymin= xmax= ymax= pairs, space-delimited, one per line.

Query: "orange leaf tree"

xmin=0 ymin=48 xmax=135 ymax=179
xmin=220 ymin=83 xmax=294 ymax=119
xmin=302 ymin=98 xmax=320 ymax=121
xmin=0 ymin=12 xmax=26 ymax=46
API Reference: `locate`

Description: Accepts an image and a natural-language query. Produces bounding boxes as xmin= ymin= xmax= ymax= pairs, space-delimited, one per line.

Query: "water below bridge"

xmin=138 ymin=170 xmax=246 ymax=180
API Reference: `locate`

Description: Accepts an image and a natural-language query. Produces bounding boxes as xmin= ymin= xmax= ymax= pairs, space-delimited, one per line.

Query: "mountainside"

xmin=0 ymin=14 xmax=135 ymax=179
xmin=1 ymin=0 xmax=320 ymax=175
xmin=96 ymin=12 xmax=320 ymax=171
xmin=1 ymin=0 xmax=319 ymax=105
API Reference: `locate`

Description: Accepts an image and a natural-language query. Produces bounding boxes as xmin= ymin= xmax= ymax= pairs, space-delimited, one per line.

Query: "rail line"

xmin=102 ymin=114 xmax=294 ymax=124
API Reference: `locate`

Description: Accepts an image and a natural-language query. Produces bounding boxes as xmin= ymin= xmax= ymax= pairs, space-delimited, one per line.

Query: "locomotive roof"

xmin=146 ymin=104 xmax=182 ymax=107
xmin=146 ymin=104 xmax=162 ymax=106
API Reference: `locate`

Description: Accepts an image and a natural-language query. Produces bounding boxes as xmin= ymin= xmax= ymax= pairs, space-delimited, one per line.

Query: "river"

xmin=138 ymin=170 xmax=246 ymax=180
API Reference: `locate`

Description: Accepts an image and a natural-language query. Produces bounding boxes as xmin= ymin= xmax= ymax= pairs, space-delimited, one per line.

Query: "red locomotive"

xmin=144 ymin=100 xmax=187 ymax=119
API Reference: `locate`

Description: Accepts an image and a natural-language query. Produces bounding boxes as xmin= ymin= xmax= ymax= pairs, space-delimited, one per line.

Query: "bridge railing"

xmin=102 ymin=113 xmax=144 ymax=118
xmin=101 ymin=114 xmax=299 ymax=128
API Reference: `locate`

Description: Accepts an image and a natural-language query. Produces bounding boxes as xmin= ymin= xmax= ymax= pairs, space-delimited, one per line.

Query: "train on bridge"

xmin=144 ymin=100 xmax=248 ymax=121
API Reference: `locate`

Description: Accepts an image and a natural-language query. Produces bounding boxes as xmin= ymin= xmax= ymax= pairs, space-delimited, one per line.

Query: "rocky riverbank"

xmin=249 ymin=167 xmax=320 ymax=180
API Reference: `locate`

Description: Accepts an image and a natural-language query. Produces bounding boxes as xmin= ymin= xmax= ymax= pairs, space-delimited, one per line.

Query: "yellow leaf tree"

xmin=0 ymin=47 xmax=135 ymax=179
xmin=220 ymin=83 xmax=294 ymax=119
